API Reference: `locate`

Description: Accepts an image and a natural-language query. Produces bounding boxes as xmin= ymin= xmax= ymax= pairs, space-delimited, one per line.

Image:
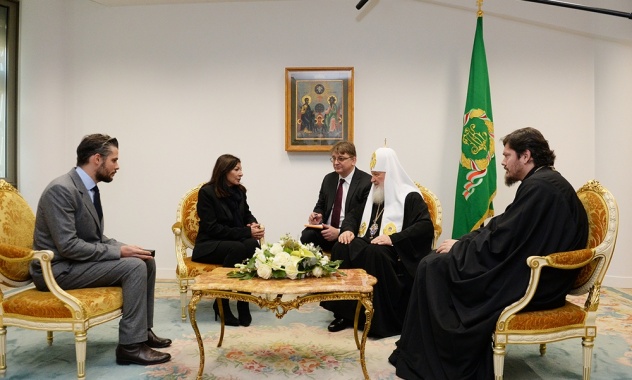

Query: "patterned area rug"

xmin=142 ymin=292 xmax=401 ymax=380
xmin=3 ymin=283 xmax=632 ymax=379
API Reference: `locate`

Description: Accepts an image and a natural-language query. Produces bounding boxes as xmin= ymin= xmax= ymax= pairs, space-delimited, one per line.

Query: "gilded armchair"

xmin=492 ymin=180 xmax=619 ymax=380
xmin=0 ymin=179 xmax=123 ymax=380
xmin=171 ymin=183 xmax=221 ymax=321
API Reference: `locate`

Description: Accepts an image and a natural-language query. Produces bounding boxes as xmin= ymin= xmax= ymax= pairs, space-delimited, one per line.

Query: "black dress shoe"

xmin=146 ymin=329 xmax=172 ymax=348
xmin=237 ymin=301 xmax=252 ymax=327
xmin=328 ymin=318 xmax=353 ymax=332
xmin=116 ymin=343 xmax=171 ymax=365
xmin=213 ymin=299 xmax=240 ymax=326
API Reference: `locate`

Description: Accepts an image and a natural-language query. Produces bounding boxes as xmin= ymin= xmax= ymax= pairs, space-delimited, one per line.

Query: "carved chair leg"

xmin=0 ymin=326 xmax=6 ymax=371
xmin=582 ymin=336 xmax=594 ymax=380
xmin=539 ymin=343 xmax=547 ymax=356
xmin=75 ymin=331 xmax=87 ymax=380
xmin=180 ymin=283 xmax=189 ymax=321
xmin=493 ymin=342 xmax=506 ymax=380
xmin=47 ymin=331 xmax=54 ymax=346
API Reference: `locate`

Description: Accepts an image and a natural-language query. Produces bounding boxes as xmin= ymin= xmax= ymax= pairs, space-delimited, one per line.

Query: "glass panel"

xmin=0 ymin=0 xmax=17 ymax=186
xmin=0 ymin=5 xmax=6 ymax=178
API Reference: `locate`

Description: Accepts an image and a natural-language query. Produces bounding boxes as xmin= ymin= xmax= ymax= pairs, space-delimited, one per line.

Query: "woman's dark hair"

xmin=76 ymin=134 xmax=118 ymax=166
xmin=501 ymin=127 xmax=556 ymax=167
xmin=209 ymin=154 xmax=246 ymax=198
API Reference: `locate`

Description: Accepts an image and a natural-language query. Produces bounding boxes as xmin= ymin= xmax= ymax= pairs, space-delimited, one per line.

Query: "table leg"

xmin=188 ymin=291 xmax=205 ymax=380
xmin=353 ymin=300 xmax=362 ymax=349
xmin=360 ymin=295 xmax=374 ymax=380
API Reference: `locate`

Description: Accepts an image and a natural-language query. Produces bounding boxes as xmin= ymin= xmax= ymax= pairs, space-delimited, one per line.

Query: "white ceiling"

xmin=86 ymin=0 xmax=631 ymax=43
xmin=90 ymin=0 xmax=282 ymax=5
xmin=88 ymin=0 xmax=632 ymax=12
xmin=90 ymin=0 xmax=211 ymax=5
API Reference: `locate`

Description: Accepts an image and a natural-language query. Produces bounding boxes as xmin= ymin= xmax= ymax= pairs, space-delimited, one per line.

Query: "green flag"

xmin=452 ymin=15 xmax=497 ymax=239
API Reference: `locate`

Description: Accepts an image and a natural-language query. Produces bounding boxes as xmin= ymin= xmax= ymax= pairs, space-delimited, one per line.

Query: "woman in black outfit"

xmin=192 ymin=154 xmax=265 ymax=326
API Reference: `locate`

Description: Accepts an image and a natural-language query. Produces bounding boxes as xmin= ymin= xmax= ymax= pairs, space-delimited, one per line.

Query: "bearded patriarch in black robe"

xmin=389 ymin=166 xmax=589 ymax=379
xmin=322 ymin=146 xmax=435 ymax=338
xmin=323 ymin=191 xmax=434 ymax=338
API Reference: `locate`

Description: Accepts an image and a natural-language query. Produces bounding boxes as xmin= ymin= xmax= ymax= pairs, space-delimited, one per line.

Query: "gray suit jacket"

xmin=30 ymin=168 xmax=124 ymax=277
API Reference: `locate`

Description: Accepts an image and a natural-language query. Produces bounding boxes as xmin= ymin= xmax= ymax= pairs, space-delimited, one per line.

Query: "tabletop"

xmin=191 ymin=267 xmax=377 ymax=294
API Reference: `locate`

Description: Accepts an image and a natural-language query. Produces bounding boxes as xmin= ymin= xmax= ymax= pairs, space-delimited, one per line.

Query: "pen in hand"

xmin=309 ymin=212 xmax=323 ymax=224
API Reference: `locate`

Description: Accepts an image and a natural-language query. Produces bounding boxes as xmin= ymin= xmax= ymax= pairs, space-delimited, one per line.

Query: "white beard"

xmin=372 ymin=185 xmax=384 ymax=204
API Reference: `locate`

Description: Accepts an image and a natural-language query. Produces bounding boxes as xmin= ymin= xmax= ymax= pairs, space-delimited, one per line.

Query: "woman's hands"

xmin=249 ymin=223 xmax=265 ymax=240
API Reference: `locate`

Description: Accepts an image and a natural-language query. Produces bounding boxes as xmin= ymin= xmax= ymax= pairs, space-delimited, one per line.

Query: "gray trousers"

xmin=33 ymin=257 xmax=156 ymax=345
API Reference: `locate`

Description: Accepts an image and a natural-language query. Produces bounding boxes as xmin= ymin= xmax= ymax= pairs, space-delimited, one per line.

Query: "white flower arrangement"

xmin=227 ymin=234 xmax=342 ymax=280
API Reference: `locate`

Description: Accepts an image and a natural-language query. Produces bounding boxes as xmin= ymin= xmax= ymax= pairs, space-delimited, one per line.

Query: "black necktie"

xmin=92 ymin=185 xmax=103 ymax=222
xmin=330 ymin=178 xmax=345 ymax=228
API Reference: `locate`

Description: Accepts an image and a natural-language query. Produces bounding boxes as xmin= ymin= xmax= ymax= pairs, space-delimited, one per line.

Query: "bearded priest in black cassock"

xmin=389 ymin=127 xmax=589 ymax=379
xmin=322 ymin=147 xmax=435 ymax=338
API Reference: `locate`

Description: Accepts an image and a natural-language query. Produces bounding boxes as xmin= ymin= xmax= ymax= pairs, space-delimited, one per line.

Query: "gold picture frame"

xmin=285 ymin=67 xmax=354 ymax=152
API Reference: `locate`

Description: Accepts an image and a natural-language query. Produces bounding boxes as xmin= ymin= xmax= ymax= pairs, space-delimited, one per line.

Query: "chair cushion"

xmin=505 ymin=301 xmax=586 ymax=331
xmin=2 ymin=287 xmax=123 ymax=319
xmin=0 ymin=243 xmax=32 ymax=282
xmin=177 ymin=256 xmax=220 ymax=278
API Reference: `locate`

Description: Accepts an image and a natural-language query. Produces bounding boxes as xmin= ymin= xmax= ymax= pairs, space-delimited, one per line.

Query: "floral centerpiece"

xmin=227 ymin=234 xmax=343 ymax=280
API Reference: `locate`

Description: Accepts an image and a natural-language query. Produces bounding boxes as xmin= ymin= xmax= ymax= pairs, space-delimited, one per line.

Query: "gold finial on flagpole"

xmin=477 ymin=0 xmax=483 ymax=17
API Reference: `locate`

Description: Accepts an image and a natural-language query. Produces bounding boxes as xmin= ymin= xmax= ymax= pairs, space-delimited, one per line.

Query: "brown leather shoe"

xmin=146 ymin=329 xmax=172 ymax=348
xmin=115 ymin=343 xmax=171 ymax=365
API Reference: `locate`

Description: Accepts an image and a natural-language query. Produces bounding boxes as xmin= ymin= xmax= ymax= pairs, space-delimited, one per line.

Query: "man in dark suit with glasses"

xmin=300 ymin=141 xmax=371 ymax=252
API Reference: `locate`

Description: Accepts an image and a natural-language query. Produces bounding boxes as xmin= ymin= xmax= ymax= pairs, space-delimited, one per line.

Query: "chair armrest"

xmin=172 ymin=221 xmax=182 ymax=235
xmin=545 ymin=248 xmax=594 ymax=268
xmin=172 ymin=222 xmax=190 ymax=278
xmin=32 ymin=250 xmax=89 ymax=318
xmin=496 ymin=248 xmax=594 ymax=329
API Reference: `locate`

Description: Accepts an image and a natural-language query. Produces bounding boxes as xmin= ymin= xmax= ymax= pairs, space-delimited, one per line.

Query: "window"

xmin=0 ymin=0 xmax=18 ymax=186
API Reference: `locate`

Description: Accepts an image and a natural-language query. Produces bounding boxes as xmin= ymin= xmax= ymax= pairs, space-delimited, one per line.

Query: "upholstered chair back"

xmin=415 ymin=183 xmax=443 ymax=249
xmin=178 ymin=183 xmax=202 ymax=250
xmin=0 ymin=180 xmax=35 ymax=284
xmin=571 ymin=180 xmax=618 ymax=295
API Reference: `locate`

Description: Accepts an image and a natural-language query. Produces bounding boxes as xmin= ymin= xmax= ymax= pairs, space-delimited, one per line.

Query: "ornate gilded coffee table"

xmin=188 ymin=267 xmax=377 ymax=380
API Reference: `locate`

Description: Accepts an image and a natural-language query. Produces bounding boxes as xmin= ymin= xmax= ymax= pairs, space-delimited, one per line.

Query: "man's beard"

xmin=96 ymin=162 xmax=115 ymax=183
xmin=504 ymin=172 xmax=518 ymax=187
xmin=372 ymin=185 xmax=384 ymax=204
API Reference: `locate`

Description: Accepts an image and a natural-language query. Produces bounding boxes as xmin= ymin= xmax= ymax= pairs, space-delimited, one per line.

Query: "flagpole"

xmin=521 ymin=0 xmax=632 ymax=20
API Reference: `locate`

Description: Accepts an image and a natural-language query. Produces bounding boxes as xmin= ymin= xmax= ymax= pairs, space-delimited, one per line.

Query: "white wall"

xmin=17 ymin=0 xmax=632 ymax=286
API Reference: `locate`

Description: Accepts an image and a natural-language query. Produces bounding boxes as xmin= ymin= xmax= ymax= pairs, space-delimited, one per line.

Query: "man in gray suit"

xmin=30 ymin=134 xmax=171 ymax=366
xmin=300 ymin=141 xmax=372 ymax=251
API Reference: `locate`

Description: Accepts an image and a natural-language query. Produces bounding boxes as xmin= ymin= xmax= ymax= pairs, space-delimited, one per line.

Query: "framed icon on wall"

xmin=285 ymin=67 xmax=354 ymax=152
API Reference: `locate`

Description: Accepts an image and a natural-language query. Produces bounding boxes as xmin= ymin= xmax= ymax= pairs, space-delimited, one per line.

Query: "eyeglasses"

xmin=330 ymin=156 xmax=352 ymax=163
